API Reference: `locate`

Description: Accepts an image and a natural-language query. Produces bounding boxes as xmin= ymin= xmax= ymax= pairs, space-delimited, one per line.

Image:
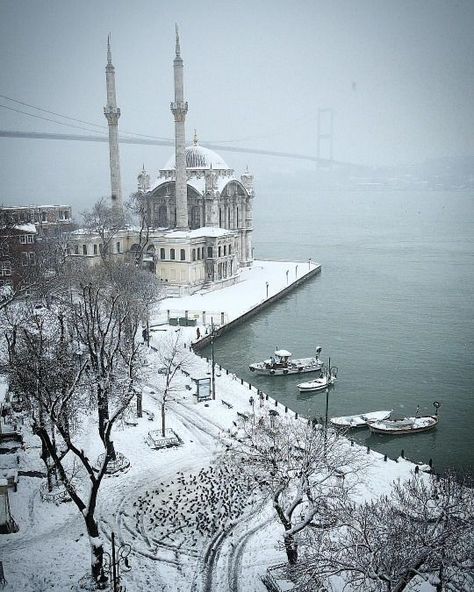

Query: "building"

xmin=0 ymin=205 xmax=75 ymax=294
xmin=69 ymin=28 xmax=254 ymax=294
xmin=0 ymin=205 xmax=74 ymax=237
xmin=0 ymin=223 xmax=38 ymax=292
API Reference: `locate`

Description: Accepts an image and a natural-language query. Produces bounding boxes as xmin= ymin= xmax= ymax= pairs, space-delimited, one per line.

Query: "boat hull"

xmin=330 ymin=410 xmax=392 ymax=429
xmin=297 ymin=377 xmax=335 ymax=392
xmin=368 ymin=415 xmax=438 ymax=435
xmin=249 ymin=357 xmax=322 ymax=376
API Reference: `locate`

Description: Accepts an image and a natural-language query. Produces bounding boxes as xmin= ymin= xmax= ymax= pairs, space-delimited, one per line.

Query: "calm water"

xmin=203 ymin=188 xmax=474 ymax=475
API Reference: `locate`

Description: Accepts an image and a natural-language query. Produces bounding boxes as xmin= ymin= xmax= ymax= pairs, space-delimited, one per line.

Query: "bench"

xmin=221 ymin=399 xmax=233 ymax=409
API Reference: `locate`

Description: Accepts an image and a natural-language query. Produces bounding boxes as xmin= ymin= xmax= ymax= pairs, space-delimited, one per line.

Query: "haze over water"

xmin=205 ymin=186 xmax=474 ymax=475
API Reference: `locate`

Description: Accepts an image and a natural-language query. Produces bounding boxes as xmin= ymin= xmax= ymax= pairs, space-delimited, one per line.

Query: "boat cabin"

xmin=266 ymin=349 xmax=291 ymax=369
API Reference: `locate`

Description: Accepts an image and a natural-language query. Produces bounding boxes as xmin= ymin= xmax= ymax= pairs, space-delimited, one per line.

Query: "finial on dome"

xmin=107 ymin=33 xmax=112 ymax=65
xmin=193 ymin=129 xmax=198 ymax=145
xmin=175 ymin=24 xmax=181 ymax=57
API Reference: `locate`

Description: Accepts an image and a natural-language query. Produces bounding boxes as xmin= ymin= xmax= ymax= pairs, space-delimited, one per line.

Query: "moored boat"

xmin=249 ymin=347 xmax=323 ymax=376
xmin=297 ymin=366 xmax=338 ymax=392
xmin=367 ymin=402 xmax=441 ymax=435
xmin=330 ymin=410 xmax=392 ymax=429
xmin=368 ymin=415 xmax=439 ymax=435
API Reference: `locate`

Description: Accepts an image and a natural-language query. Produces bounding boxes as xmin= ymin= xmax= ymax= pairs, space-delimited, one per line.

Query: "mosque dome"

xmin=163 ymin=137 xmax=229 ymax=170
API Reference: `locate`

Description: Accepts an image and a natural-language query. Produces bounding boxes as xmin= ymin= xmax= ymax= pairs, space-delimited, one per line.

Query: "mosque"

xmin=70 ymin=28 xmax=254 ymax=294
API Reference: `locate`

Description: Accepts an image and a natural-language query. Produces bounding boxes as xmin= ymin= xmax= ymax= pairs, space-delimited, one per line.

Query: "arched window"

xmin=190 ymin=206 xmax=200 ymax=229
xmin=219 ymin=207 xmax=222 ymax=227
xmin=227 ymin=208 xmax=231 ymax=228
xmin=180 ymin=249 xmax=185 ymax=261
xmin=158 ymin=205 xmax=168 ymax=227
xmin=170 ymin=248 xmax=175 ymax=260
xmin=160 ymin=248 xmax=166 ymax=259
xmin=236 ymin=207 xmax=239 ymax=228
xmin=192 ymin=248 xmax=196 ymax=261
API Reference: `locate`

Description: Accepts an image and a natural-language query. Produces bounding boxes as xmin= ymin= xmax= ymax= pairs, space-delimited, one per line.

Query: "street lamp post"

xmin=266 ymin=281 xmax=269 ymax=299
xmin=102 ymin=532 xmax=131 ymax=592
xmin=286 ymin=269 xmax=289 ymax=285
xmin=295 ymin=265 xmax=298 ymax=279
xmin=211 ymin=317 xmax=216 ymax=400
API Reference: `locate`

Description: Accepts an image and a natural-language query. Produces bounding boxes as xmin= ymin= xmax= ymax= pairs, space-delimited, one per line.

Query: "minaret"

xmin=104 ymin=35 xmax=123 ymax=212
xmin=170 ymin=25 xmax=189 ymax=229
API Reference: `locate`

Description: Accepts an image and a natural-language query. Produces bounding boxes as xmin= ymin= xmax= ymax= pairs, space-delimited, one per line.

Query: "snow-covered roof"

xmin=14 ymin=223 xmax=37 ymax=233
xmin=163 ymin=144 xmax=230 ymax=171
xmin=167 ymin=226 xmax=235 ymax=240
xmin=275 ymin=349 xmax=292 ymax=357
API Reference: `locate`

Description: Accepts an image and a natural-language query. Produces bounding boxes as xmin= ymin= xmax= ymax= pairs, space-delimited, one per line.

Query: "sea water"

xmin=204 ymin=188 xmax=474 ymax=475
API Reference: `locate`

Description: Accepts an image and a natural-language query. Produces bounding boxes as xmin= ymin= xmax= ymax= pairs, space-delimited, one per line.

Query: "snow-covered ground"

xmin=0 ymin=260 xmax=434 ymax=591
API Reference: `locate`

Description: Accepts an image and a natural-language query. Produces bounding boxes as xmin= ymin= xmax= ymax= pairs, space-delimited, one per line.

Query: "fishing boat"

xmin=367 ymin=402 xmax=441 ymax=435
xmin=249 ymin=347 xmax=323 ymax=376
xmin=330 ymin=410 xmax=392 ymax=429
xmin=297 ymin=364 xmax=338 ymax=392
xmin=368 ymin=415 xmax=439 ymax=435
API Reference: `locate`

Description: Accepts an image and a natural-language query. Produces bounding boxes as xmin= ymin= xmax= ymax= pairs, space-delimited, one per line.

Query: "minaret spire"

xmin=175 ymin=24 xmax=181 ymax=57
xmin=104 ymin=34 xmax=123 ymax=213
xmin=171 ymin=25 xmax=189 ymax=229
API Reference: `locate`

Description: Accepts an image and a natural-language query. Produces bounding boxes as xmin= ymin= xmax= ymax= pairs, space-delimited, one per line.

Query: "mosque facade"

xmin=70 ymin=29 xmax=254 ymax=294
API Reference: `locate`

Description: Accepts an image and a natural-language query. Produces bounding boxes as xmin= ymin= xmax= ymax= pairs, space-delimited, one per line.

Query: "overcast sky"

xmin=1 ymin=0 xmax=473 ymax=209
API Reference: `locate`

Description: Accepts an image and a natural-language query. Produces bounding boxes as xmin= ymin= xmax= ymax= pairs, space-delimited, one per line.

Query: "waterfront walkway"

xmin=154 ymin=258 xmax=320 ymax=341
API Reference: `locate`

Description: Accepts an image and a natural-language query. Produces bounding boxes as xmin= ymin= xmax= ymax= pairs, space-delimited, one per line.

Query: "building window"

xmin=158 ymin=205 xmax=168 ymax=227
xmin=218 ymin=246 xmax=221 ymax=257
xmin=160 ymin=248 xmax=165 ymax=259
xmin=19 ymin=234 xmax=34 ymax=244
xmin=74 ymin=245 xmax=79 ymax=255
xmin=207 ymin=246 xmax=213 ymax=258
xmin=223 ymin=245 xmax=227 ymax=256
xmin=202 ymin=247 xmax=205 ymax=259
xmin=22 ymin=252 xmax=28 ymax=266
xmin=229 ymin=244 xmax=232 ymax=255
xmin=29 ymin=252 xmax=36 ymax=265
xmin=116 ymin=242 xmax=121 ymax=253
xmin=170 ymin=248 xmax=175 ymax=260
xmin=41 ymin=212 xmax=47 ymax=222
xmin=0 ymin=261 xmax=11 ymax=276
xmin=93 ymin=244 xmax=98 ymax=255
xmin=192 ymin=248 xmax=196 ymax=261
xmin=236 ymin=208 xmax=239 ymax=227
xmin=82 ymin=245 xmax=88 ymax=255
xmin=180 ymin=249 xmax=185 ymax=261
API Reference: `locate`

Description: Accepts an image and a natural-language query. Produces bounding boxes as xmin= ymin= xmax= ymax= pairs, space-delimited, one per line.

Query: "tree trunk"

xmin=284 ymin=533 xmax=298 ymax=565
xmin=161 ymin=402 xmax=166 ymax=437
xmin=84 ymin=511 xmax=107 ymax=588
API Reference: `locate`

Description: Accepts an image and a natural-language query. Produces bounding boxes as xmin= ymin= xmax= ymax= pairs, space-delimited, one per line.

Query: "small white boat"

xmin=297 ymin=366 xmax=337 ymax=392
xmin=330 ymin=410 xmax=392 ymax=429
xmin=368 ymin=415 xmax=438 ymax=435
xmin=249 ymin=347 xmax=323 ymax=376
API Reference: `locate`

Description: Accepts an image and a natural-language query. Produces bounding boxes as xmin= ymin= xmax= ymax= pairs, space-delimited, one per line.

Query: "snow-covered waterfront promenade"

xmin=155 ymin=259 xmax=320 ymax=339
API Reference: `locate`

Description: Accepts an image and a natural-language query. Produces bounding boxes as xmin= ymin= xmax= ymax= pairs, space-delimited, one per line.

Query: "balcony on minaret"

xmin=170 ymin=101 xmax=188 ymax=117
xmin=104 ymin=105 xmax=121 ymax=124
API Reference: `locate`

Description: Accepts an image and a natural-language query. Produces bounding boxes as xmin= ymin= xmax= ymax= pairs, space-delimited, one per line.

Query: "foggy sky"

xmin=0 ymin=0 xmax=473 ymax=209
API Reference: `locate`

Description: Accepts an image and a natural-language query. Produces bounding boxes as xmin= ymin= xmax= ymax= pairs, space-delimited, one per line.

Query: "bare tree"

xmin=221 ymin=415 xmax=364 ymax=565
xmin=153 ymin=330 xmax=193 ymax=437
xmin=81 ymin=197 xmax=126 ymax=261
xmin=5 ymin=270 xmax=147 ymax=587
xmin=125 ymin=191 xmax=151 ymax=267
xmin=288 ymin=471 xmax=474 ymax=591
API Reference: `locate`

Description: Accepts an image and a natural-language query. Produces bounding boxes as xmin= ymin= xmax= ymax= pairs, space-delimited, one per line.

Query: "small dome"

xmin=163 ymin=144 xmax=229 ymax=170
